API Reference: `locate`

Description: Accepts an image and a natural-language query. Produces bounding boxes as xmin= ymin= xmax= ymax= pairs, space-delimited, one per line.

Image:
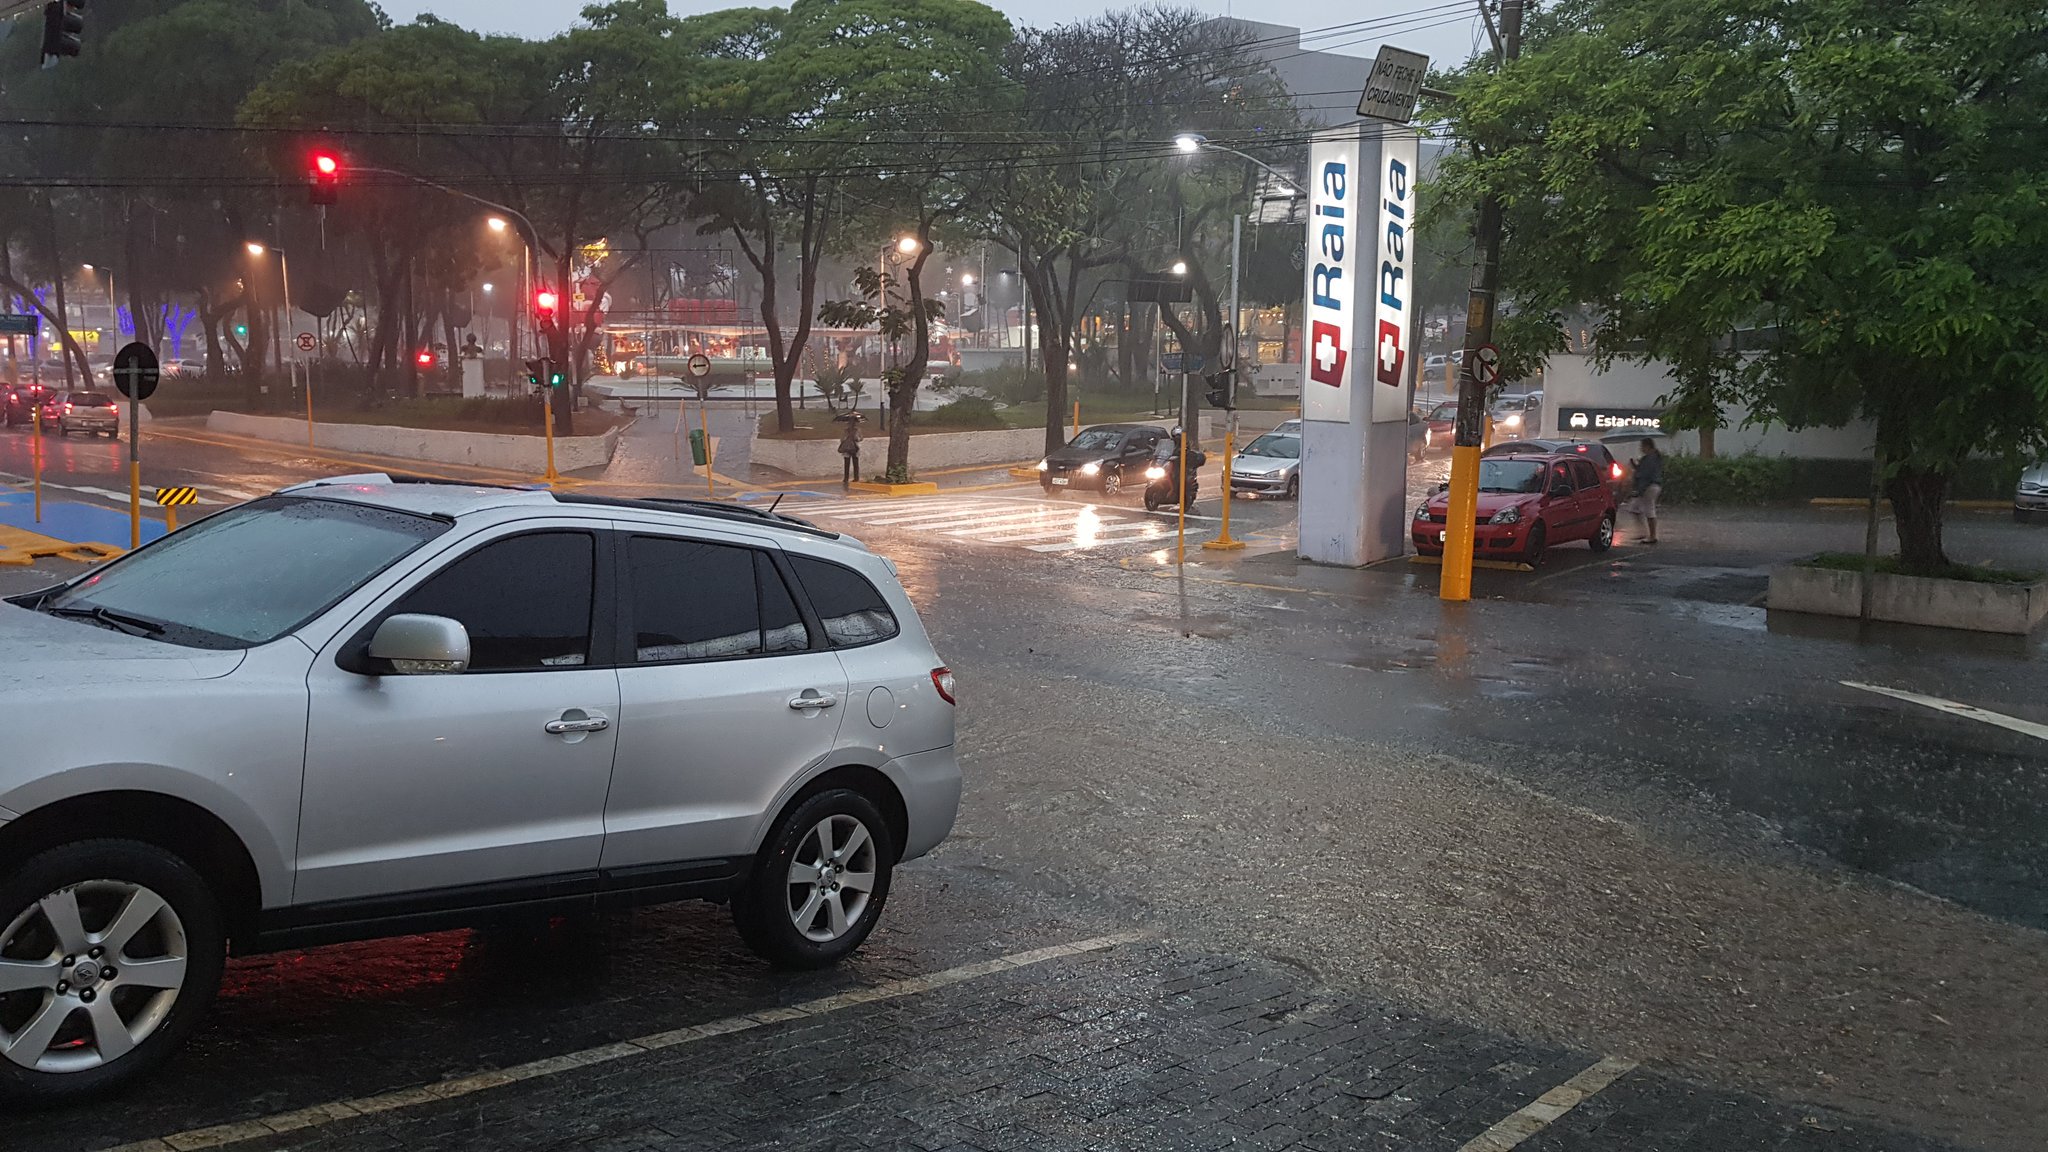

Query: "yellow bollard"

xmin=1202 ymin=421 xmax=1245 ymax=552
xmin=699 ymin=401 xmax=715 ymax=497
xmin=166 ymin=505 xmax=178 ymax=533
xmin=541 ymin=388 xmax=560 ymax=486
xmin=1072 ymin=399 xmax=1080 ymax=439
xmin=30 ymin=406 xmax=41 ymax=523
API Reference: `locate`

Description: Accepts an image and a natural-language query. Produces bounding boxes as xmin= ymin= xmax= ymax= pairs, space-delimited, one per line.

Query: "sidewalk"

xmin=0 ymin=487 xmax=162 ymax=565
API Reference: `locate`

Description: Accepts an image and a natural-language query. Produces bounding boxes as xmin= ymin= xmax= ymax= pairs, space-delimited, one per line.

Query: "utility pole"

xmin=1440 ymin=0 xmax=1523 ymax=602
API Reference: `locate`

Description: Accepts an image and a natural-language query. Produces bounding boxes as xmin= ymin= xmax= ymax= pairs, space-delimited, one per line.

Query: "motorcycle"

xmin=1142 ymin=436 xmax=1205 ymax=512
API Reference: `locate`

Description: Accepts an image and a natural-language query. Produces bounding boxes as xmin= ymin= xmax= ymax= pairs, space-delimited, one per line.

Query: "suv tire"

xmin=733 ymin=789 xmax=894 ymax=970
xmin=0 ymin=839 xmax=225 ymax=1106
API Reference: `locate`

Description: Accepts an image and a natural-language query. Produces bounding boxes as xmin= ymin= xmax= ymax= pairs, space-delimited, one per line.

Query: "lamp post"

xmin=247 ymin=243 xmax=308 ymax=445
xmin=489 ymin=216 xmax=532 ymax=364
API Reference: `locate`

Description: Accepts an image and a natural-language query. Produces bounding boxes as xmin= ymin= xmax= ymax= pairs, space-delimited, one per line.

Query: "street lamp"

xmin=1170 ymin=261 xmax=1189 ymax=275
xmin=245 ymin=242 xmax=309 ymax=444
xmin=1173 ymin=133 xmax=1304 ymax=198
xmin=895 ymin=235 xmax=920 ymax=255
xmin=487 ymin=217 xmax=509 ymax=233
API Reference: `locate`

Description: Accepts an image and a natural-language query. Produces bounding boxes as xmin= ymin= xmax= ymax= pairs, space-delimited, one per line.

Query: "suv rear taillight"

xmin=1610 ymin=462 xmax=1623 ymax=479
xmin=931 ymin=666 xmax=955 ymax=705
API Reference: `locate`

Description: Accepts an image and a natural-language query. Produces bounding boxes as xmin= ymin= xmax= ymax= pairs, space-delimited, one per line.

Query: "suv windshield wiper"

xmin=46 ymin=604 xmax=165 ymax=637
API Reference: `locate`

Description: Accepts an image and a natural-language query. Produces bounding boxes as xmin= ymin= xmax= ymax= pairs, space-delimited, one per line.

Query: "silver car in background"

xmin=2016 ymin=460 xmax=2047 ymax=523
xmin=1230 ymin=431 xmax=1301 ymax=499
xmin=0 ymin=476 xmax=960 ymax=1103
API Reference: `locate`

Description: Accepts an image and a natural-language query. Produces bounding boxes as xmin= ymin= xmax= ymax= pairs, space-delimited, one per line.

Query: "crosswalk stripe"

xmin=968 ymin=517 xmax=1139 ymax=543
xmin=833 ymin=504 xmax=1038 ymax=526
xmin=1024 ymin=523 xmax=1182 ymax=552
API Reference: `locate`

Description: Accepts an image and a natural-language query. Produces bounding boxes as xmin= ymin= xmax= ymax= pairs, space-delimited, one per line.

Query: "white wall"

xmin=1543 ymin=354 xmax=1876 ymax=459
xmin=208 ymin=411 xmax=622 ymax=473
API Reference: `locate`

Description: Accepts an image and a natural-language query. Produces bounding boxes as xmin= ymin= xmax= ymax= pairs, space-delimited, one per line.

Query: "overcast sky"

xmin=375 ymin=1 xmax=1487 ymax=72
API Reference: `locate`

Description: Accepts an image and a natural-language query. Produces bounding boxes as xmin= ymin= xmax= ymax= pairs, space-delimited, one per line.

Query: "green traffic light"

xmin=234 ymin=324 xmax=248 ymax=337
xmin=549 ymin=372 xmax=565 ymax=388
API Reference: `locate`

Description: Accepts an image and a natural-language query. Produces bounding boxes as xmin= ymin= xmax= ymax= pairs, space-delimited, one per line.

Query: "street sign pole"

xmin=542 ymin=385 xmax=559 ymax=487
xmin=687 ymin=353 xmax=714 ymax=496
xmin=126 ymin=379 xmax=140 ymax=548
xmin=31 ymin=404 xmax=42 ymax=523
xmin=1441 ymin=10 xmax=1520 ymax=603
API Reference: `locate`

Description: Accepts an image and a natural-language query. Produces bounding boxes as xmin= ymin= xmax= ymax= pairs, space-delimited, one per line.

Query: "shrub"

xmin=915 ymin=395 xmax=1004 ymax=429
xmin=1659 ymin=453 xmax=2028 ymax=504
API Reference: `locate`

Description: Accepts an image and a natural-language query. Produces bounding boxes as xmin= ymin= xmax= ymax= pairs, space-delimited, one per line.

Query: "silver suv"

xmin=0 ymin=476 xmax=960 ymax=1103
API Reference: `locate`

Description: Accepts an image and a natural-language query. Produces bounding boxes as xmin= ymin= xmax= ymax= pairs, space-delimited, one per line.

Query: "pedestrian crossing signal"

xmin=1204 ymin=372 xmax=1235 ymax=411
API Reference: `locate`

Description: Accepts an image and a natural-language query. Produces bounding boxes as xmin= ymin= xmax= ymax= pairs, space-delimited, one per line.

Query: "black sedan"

xmin=1037 ymin=423 xmax=1169 ymax=496
xmin=2 ymin=382 xmax=52 ymax=427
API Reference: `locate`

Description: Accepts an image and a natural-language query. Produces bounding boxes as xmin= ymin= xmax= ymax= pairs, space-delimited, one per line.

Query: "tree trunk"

xmin=1697 ymin=425 xmax=1716 ymax=459
xmin=1885 ymin=466 xmax=1950 ymax=574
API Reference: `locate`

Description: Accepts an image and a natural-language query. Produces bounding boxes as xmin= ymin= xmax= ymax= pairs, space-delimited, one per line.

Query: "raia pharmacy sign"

xmin=1303 ymin=131 xmax=1416 ymax=424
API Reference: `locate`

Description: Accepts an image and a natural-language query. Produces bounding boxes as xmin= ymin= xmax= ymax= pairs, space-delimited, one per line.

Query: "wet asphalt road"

xmin=2 ymin=414 xmax=2045 ymax=1151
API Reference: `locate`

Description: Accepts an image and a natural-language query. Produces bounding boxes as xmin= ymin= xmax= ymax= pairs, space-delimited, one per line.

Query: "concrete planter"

xmin=748 ymin=416 xmax=1212 ymax=480
xmin=208 ymin=411 xmax=623 ymax=474
xmin=1768 ymin=561 xmax=2048 ymax=635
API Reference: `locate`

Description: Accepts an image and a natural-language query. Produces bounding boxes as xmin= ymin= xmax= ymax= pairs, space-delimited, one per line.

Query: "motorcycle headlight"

xmin=1035 ymin=459 xmax=1049 ymax=471
xmin=1080 ymin=461 xmax=1100 ymax=476
xmin=1145 ymin=466 xmax=1167 ymax=481
xmin=1490 ymin=505 xmax=1522 ymax=524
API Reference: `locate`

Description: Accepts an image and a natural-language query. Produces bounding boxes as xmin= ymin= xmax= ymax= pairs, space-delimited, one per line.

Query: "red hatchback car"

xmin=1413 ymin=452 xmax=1618 ymax=563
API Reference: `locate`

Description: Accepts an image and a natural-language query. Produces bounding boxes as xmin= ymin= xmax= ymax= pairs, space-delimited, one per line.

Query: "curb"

xmin=1808 ymin=497 xmax=2010 ymax=510
xmin=1408 ymin=554 xmax=1536 ymax=573
xmin=847 ymin=480 xmax=940 ymax=497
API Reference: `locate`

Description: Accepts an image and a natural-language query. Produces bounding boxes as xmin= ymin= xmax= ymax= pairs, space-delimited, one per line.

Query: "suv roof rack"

xmin=552 ymin=493 xmax=838 ymax=539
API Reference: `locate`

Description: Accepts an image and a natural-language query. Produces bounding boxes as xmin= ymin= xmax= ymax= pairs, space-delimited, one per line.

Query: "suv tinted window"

xmin=789 ymin=556 xmax=899 ymax=648
xmin=391 ymin=531 xmax=594 ymax=671
xmin=627 ymin=536 xmax=809 ymax=662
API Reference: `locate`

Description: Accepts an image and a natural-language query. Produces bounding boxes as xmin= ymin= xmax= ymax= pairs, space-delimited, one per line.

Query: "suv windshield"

xmin=1478 ymin=459 xmax=1547 ymax=493
xmin=38 ymin=496 xmax=449 ymax=649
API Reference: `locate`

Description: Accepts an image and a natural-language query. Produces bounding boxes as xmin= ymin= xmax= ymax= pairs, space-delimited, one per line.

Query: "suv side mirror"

xmin=366 ymin=614 xmax=470 ymax=674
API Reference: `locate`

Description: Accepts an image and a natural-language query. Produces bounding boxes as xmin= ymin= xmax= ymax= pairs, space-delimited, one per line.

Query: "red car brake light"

xmin=931 ymin=666 xmax=956 ymax=705
xmin=1611 ymin=462 xmax=1623 ymax=479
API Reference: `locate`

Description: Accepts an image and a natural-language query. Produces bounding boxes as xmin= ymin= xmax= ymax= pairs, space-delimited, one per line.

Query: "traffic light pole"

xmin=1205 ymin=213 xmax=1246 ymax=552
xmin=1441 ymin=0 xmax=1523 ymax=603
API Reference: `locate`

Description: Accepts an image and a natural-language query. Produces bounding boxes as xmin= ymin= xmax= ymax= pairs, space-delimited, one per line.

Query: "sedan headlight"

xmin=1414 ymin=503 xmax=1432 ymax=521
xmin=1501 ymin=413 xmax=1522 ymax=429
xmin=1145 ymin=466 xmax=1167 ymax=481
xmin=1489 ymin=505 xmax=1522 ymax=524
xmin=1080 ymin=461 xmax=1100 ymax=476
xmin=1035 ymin=459 xmax=1049 ymax=472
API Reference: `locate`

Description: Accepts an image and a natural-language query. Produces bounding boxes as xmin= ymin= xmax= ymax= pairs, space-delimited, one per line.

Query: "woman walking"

xmin=838 ymin=413 xmax=863 ymax=489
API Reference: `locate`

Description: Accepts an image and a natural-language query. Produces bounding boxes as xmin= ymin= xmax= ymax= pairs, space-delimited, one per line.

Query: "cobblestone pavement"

xmin=61 ymin=919 xmax=1956 ymax=1152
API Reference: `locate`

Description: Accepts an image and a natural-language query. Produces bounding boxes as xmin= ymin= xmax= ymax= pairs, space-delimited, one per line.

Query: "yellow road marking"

xmin=108 ymin=932 xmax=1145 ymax=1152
xmin=1457 ymin=1055 xmax=1639 ymax=1151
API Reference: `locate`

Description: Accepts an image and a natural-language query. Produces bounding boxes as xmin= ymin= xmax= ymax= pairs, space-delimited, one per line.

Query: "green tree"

xmin=1438 ymin=0 xmax=2048 ymax=570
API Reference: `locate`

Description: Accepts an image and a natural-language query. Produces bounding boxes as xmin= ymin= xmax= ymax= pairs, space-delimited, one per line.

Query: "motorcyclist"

xmin=1144 ymin=426 xmax=1207 ymax=510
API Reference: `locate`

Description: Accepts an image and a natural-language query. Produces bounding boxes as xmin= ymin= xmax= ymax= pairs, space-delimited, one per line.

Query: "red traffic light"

xmin=534 ymin=290 xmax=559 ymax=313
xmin=309 ymin=151 xmax=341 ymax=206
xmin=415 ymin=350 xmax=435 ymax=367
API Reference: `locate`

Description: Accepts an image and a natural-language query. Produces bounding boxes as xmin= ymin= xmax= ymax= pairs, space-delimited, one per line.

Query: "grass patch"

xmin=1802 ymin=552 xmax=2042 ymax=585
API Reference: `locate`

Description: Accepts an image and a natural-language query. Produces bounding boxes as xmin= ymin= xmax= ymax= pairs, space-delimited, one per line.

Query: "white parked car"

xmin=0 ymin=476 xmax=961 ymax=1102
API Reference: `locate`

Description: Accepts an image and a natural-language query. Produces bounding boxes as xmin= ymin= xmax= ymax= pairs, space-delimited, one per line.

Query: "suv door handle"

xmin=545 ymin=714 xmax=611 ymax=734
xmin=788 ymin=691 xmax=838 ymax=710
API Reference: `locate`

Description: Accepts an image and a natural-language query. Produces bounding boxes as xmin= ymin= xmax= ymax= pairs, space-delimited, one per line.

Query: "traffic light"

xmin=534 ymin=290 xmax=559 ymax=328
xmin=415 ymin=349 xmax=435 ymax=368
xmin=1204 ymin=371 xmax=1235 ymax=410
xmin=309 ymin=152 xmax=340 ymax=206
xmin=40 ymin=0 xmax=83 ymax=61
xmin=523 ymin=358 xmax=562 ymax=389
